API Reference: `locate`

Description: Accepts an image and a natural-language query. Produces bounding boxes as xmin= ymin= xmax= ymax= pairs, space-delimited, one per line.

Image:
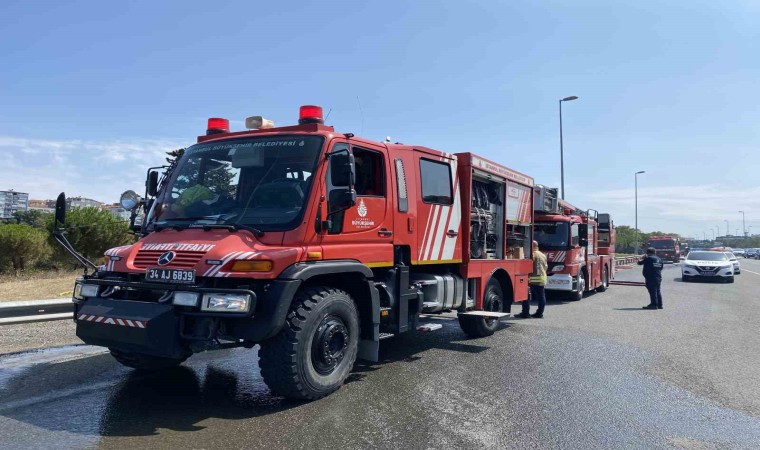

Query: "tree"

xmin=0 ymin=224 xmax=52 ymax=274
xmin=51 ymin=207 xmax=134 ymax=267
xmin=12 ymin=209 xmax=53 ymax=229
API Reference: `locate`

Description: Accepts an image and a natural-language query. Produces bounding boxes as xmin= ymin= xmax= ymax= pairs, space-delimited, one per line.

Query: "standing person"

xmin=638 ymin=247 xmax=664 ymax=309
xmin=517 ymin=241 xmax=548 ymax=319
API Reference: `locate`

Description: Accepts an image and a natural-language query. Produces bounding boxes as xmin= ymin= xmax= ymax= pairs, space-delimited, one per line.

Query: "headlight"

xmin=201 ymin=293 xmax=251 ymax=313
xmin=74 ymin=283 xmax=99 ymax=299
xmin=173 ymin=291 xmax=200 ymax=307
xmin=551 ymin=265 xmax=565 ymax=273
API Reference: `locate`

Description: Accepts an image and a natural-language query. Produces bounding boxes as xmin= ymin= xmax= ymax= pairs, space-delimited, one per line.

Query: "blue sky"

xmin=1 ymin=0 xmax=758 ymax=238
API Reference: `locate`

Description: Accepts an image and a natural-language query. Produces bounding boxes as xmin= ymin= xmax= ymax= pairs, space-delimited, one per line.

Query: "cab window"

xmin=571 ymin=224 xmax=580 ymax=246
xmin=420 ymin=158 xmax=453 ymax=205
xmin=353 ymin=148 xmax=385 ymax=197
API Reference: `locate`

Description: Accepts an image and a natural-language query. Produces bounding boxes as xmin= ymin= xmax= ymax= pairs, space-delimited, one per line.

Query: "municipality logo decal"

xmin=157 ymin=251 xmax=176 ymax=266
xmin=357 ymin=199 xmax=368 ymax=217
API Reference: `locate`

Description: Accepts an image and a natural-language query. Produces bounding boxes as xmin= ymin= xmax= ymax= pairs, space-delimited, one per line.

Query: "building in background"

xmin=0 ymin=190 xmax=29 ymax=219
xmin=66 ymin=197 xmax=103 ymax=209
xmin=101 ymin=203 xmax=131 ymax=221
xmin=28 ymin=199 xmax=56 ymax=213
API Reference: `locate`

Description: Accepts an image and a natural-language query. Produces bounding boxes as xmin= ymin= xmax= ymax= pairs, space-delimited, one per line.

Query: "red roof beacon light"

xmin=206 ymin=118 xmax=230 ymax=135
xmin=298 ymin=105 xmax=324 ymax=125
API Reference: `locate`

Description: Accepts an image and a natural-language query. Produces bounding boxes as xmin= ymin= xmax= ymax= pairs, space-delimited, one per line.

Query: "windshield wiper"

xmin=153 ymin=216 xmax=220 ymax=231
xmin=190 ymin=223 xmax=265 ymax=238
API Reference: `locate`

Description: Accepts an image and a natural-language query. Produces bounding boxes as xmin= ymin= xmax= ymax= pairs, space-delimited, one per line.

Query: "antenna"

xmin=356 ymin=96 xmax=364 ymax=135
xmin=325 ymin=108 xmax=332 ymax=121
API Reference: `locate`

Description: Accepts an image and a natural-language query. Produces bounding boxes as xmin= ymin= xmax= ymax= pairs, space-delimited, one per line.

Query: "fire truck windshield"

xmin=534 ymin=222 xmax=570 ymax=249
xmin=149 ymin=135 xmax=324 ymax=232
xmin=647 ymin=239 xmax=676 ymax=249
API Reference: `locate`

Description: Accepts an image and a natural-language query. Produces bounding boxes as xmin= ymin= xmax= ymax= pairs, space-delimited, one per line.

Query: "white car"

xmin=681 ymin=251 xmax=734 ymax=283
xmin=725 ymin=252 xmax=740 ymax=274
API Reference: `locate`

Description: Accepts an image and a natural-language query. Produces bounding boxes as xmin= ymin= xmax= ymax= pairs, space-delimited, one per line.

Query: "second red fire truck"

xmin=533 ymin=185 xmax=616 ymax=300
xmin=54 ymin=105 xmax=537 ymax=400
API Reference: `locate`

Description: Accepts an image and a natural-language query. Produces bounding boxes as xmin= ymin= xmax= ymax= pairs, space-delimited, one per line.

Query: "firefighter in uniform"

xmin=518 ymin=240 xmax=548 ymax=319
xmin=638 ymin=247 xmax=664 ymax=309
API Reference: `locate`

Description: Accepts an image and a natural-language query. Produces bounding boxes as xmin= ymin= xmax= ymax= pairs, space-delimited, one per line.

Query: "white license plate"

xmin=146 ymin=268 xmax=195 ymax=284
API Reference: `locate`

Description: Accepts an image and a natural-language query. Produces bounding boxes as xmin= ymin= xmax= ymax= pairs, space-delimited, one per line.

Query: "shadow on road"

xmin=613 ymin=307 xmax=651 ymax=311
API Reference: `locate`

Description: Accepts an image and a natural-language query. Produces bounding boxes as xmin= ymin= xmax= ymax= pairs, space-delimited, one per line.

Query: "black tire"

xmin=109 ymin=348 xmax=188 ymax=371
xmin=596 ymin=266 xmax=609 ymax=292
xmin=727 ymin=276 xmax=735 ymax=284
xmin=569 ymin=271 xmax=585 ymax=301
xmin=259 ymin=286 xmax=359 ymax=401
xmin=682 ymin=275 xmax=690 ymax=282
xmin=459 ymin=278 xmax=504 ymax=338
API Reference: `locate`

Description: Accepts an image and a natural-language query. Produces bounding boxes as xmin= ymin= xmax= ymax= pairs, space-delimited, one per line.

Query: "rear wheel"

xmin=109 ymin=348 xmax=188 ymax=371
xmin=596 ymin=266 xmax=609 ymax=292
xmin=459 ymin=278 xmax=503 ymax=338
xmin=259 ymin=286 xmax=359 ymax=400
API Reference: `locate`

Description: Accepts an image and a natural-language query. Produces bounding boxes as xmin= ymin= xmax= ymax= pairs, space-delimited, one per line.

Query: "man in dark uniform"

xmin=637 ymin=247 xmax=664 ymax=310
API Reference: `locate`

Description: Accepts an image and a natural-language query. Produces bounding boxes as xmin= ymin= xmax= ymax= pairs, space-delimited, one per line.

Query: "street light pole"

xmin=725 ymin=220 xmax=729 ymax=237
xmin=559 ymin=95 xmax=578 ymax=200
xmin=739 ymin=210 xmax=746 ymax=240
xmin=635 ymin=170 xmax=645 ymax=254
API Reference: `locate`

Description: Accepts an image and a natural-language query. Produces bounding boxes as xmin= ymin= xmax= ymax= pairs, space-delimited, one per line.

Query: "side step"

xmin=457 ymin=311 xmax=511 ymax=319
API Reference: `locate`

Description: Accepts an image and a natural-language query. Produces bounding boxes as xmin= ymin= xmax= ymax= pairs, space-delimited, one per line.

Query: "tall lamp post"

xmin=634 ymin=170 xmax=646 ymax=254
xmin=725 ymin=220 xmax=729 ymax=237
xmin=739 ymin=210 xmax=746 ymax=241
xmin=559 ymin=95 xmax=579 ymax=200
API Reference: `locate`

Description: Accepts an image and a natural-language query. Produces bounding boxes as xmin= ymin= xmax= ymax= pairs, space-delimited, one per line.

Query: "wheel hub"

xmin=312 ymin=316 xmax=349 ymax=375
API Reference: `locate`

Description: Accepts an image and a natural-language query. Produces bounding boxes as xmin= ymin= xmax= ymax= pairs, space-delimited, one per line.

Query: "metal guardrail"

xmin=0 ymin=298 xmax=74 ymax=326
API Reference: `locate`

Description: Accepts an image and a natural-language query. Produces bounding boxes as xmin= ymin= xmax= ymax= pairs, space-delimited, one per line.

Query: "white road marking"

xmin=741 ymin=269 xmax=760 ymax=276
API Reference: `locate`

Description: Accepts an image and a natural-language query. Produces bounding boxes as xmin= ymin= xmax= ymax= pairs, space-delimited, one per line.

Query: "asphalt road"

xmin=2 ymin=261 xmax=760 ymax=449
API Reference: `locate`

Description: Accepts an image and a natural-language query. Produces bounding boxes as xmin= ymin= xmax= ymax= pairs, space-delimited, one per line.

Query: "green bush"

xmin=0 ymin=224 xmax=52 ymax=274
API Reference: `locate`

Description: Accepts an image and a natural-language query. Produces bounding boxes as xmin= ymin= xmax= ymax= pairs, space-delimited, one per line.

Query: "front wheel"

xmin=569 ymin=272 xmax=585 ymax=301
xmin=682 ymin=275 xmax=690 ymax=282
xmin=727 ymin=276 xmax=735 ymax=284
xmin=109 ymin=348 xmax=188 ymax=371
xmin=596 ymin=267 xmax=609 ymax=292
xmin=259 ymin=286 xmax=359 ymax=400
xmin=459 ymin=278 xmax=504 ymax=338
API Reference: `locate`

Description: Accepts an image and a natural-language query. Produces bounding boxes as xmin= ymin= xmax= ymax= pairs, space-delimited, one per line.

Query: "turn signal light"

xmin=230 ymin=260 xmax=273 ymax=272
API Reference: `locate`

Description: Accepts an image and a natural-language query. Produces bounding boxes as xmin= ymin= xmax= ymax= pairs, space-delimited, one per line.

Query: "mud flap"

xmin=75 ymin=298 xmax=185 ymax=359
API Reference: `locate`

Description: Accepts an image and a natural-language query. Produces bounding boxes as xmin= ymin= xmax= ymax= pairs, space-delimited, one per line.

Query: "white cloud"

xmin=0 ymin=135 xmax=186 ymax=203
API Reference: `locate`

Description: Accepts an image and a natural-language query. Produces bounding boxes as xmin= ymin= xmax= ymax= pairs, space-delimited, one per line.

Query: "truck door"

xmin=414 ymin=151 xmax=462 ymax=264
xmin=318 ymin=142 xmax=395 ymax=267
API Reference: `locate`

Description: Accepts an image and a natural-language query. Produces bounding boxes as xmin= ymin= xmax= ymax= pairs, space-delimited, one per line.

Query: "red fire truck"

xmin=53 ymin=105 xmax=535 ymax=400
xmin=532 ymin=185 xmax=615 ymax=300
xmin=646 ymin=235 xmax=681 ymax=262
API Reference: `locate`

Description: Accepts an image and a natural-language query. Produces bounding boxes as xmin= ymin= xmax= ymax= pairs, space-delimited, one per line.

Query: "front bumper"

xmin=545 ymin=274 xmax=574 ymax=291
xmin=682 ymin=266 xmax=733 ymax=278
xmin=72 ymin=278 xmax=270 ymax=358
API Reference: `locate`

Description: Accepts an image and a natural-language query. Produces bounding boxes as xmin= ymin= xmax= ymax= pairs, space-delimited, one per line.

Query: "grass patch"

xmin=0 ymin=270 xmax=81 ymax=301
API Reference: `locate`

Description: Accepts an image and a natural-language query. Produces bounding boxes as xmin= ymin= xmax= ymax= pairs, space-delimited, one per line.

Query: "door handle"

xmin=378 ymin=229 xmax=393 ymax=237
xmin=446 ymin=230 xmax=458 ymax=237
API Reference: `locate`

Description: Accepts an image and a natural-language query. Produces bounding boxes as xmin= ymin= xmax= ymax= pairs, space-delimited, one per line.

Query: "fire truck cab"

xmin=57 ymin=106 xmax=535 ymax=400
xmin=533 ymin=185 xmax=615 ymax=301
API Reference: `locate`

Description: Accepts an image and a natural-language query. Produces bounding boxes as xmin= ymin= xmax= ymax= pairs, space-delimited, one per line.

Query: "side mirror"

xmin=120 ymin=190 xmax=141 ymax=211
xmin=147 ymin=171 xmax=159 ymax=197
xmin=330 ymin=151 xmax=355 ymax=187
xmin=328 ymin=188 xmax=357 ymax=211
xmin=55 ymin=192 xmax=66 ymax=228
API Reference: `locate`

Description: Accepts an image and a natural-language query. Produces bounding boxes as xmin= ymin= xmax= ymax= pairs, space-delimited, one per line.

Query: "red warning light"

xmin=207 ymin=118 xmax=230 ymax=135
xmin=298 ymin=105 xmax=324 ymax=125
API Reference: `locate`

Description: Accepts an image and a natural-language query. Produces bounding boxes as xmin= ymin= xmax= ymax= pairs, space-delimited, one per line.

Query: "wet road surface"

xmin=2 ymin=261 xmax=760 ymax=449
